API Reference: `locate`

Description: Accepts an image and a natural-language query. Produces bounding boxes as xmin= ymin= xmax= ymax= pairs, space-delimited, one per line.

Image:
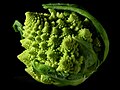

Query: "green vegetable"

xmin=13 ymin=3 xmax=109 ymax=86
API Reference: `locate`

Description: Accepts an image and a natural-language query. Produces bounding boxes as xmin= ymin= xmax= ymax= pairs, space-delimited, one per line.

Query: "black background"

xmin=1 ymin=0 xmax=117 ymax=89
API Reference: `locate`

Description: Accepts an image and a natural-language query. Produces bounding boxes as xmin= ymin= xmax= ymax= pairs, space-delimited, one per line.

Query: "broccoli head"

xmin=13 ymin=3 xmax=109 ymax=86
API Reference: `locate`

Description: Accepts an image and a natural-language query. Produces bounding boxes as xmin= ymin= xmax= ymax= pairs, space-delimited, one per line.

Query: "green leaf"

xmin=32 ymin=59 xmax=86 ymax=86
xmin=32 ymin=60 xmax=56 ymax=75
xmin=13 ymin=20 xmax=23 ymax=39
xmin=73 ymin=37 xmax=98 ymax=76
xmin=42 ymin=3 xmax=78 ymax=8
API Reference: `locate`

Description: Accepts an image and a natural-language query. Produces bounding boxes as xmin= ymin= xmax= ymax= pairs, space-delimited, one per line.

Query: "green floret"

xmin=17 ymin=50 xmax=31 ymax=67
xmin=78 ymin=28 xmax=93 ymax=42
xmin=13 ymin=3 xmax=109 ymax=86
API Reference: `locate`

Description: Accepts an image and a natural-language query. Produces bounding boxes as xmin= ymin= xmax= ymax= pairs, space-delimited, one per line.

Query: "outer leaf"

xmin=32 ymin=60 xmax=86 ymax=86
xmin=12 ymin=20 xmax=23 ymax=39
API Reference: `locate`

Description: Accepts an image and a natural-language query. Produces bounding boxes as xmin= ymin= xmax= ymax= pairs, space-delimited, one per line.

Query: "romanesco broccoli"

xmin=13 ymin=3 xmax=109 ymax=86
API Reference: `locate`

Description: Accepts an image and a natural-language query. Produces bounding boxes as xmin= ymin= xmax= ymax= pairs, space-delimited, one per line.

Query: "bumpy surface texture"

xmin=13 ymin=4 xmax=109 ymax=86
